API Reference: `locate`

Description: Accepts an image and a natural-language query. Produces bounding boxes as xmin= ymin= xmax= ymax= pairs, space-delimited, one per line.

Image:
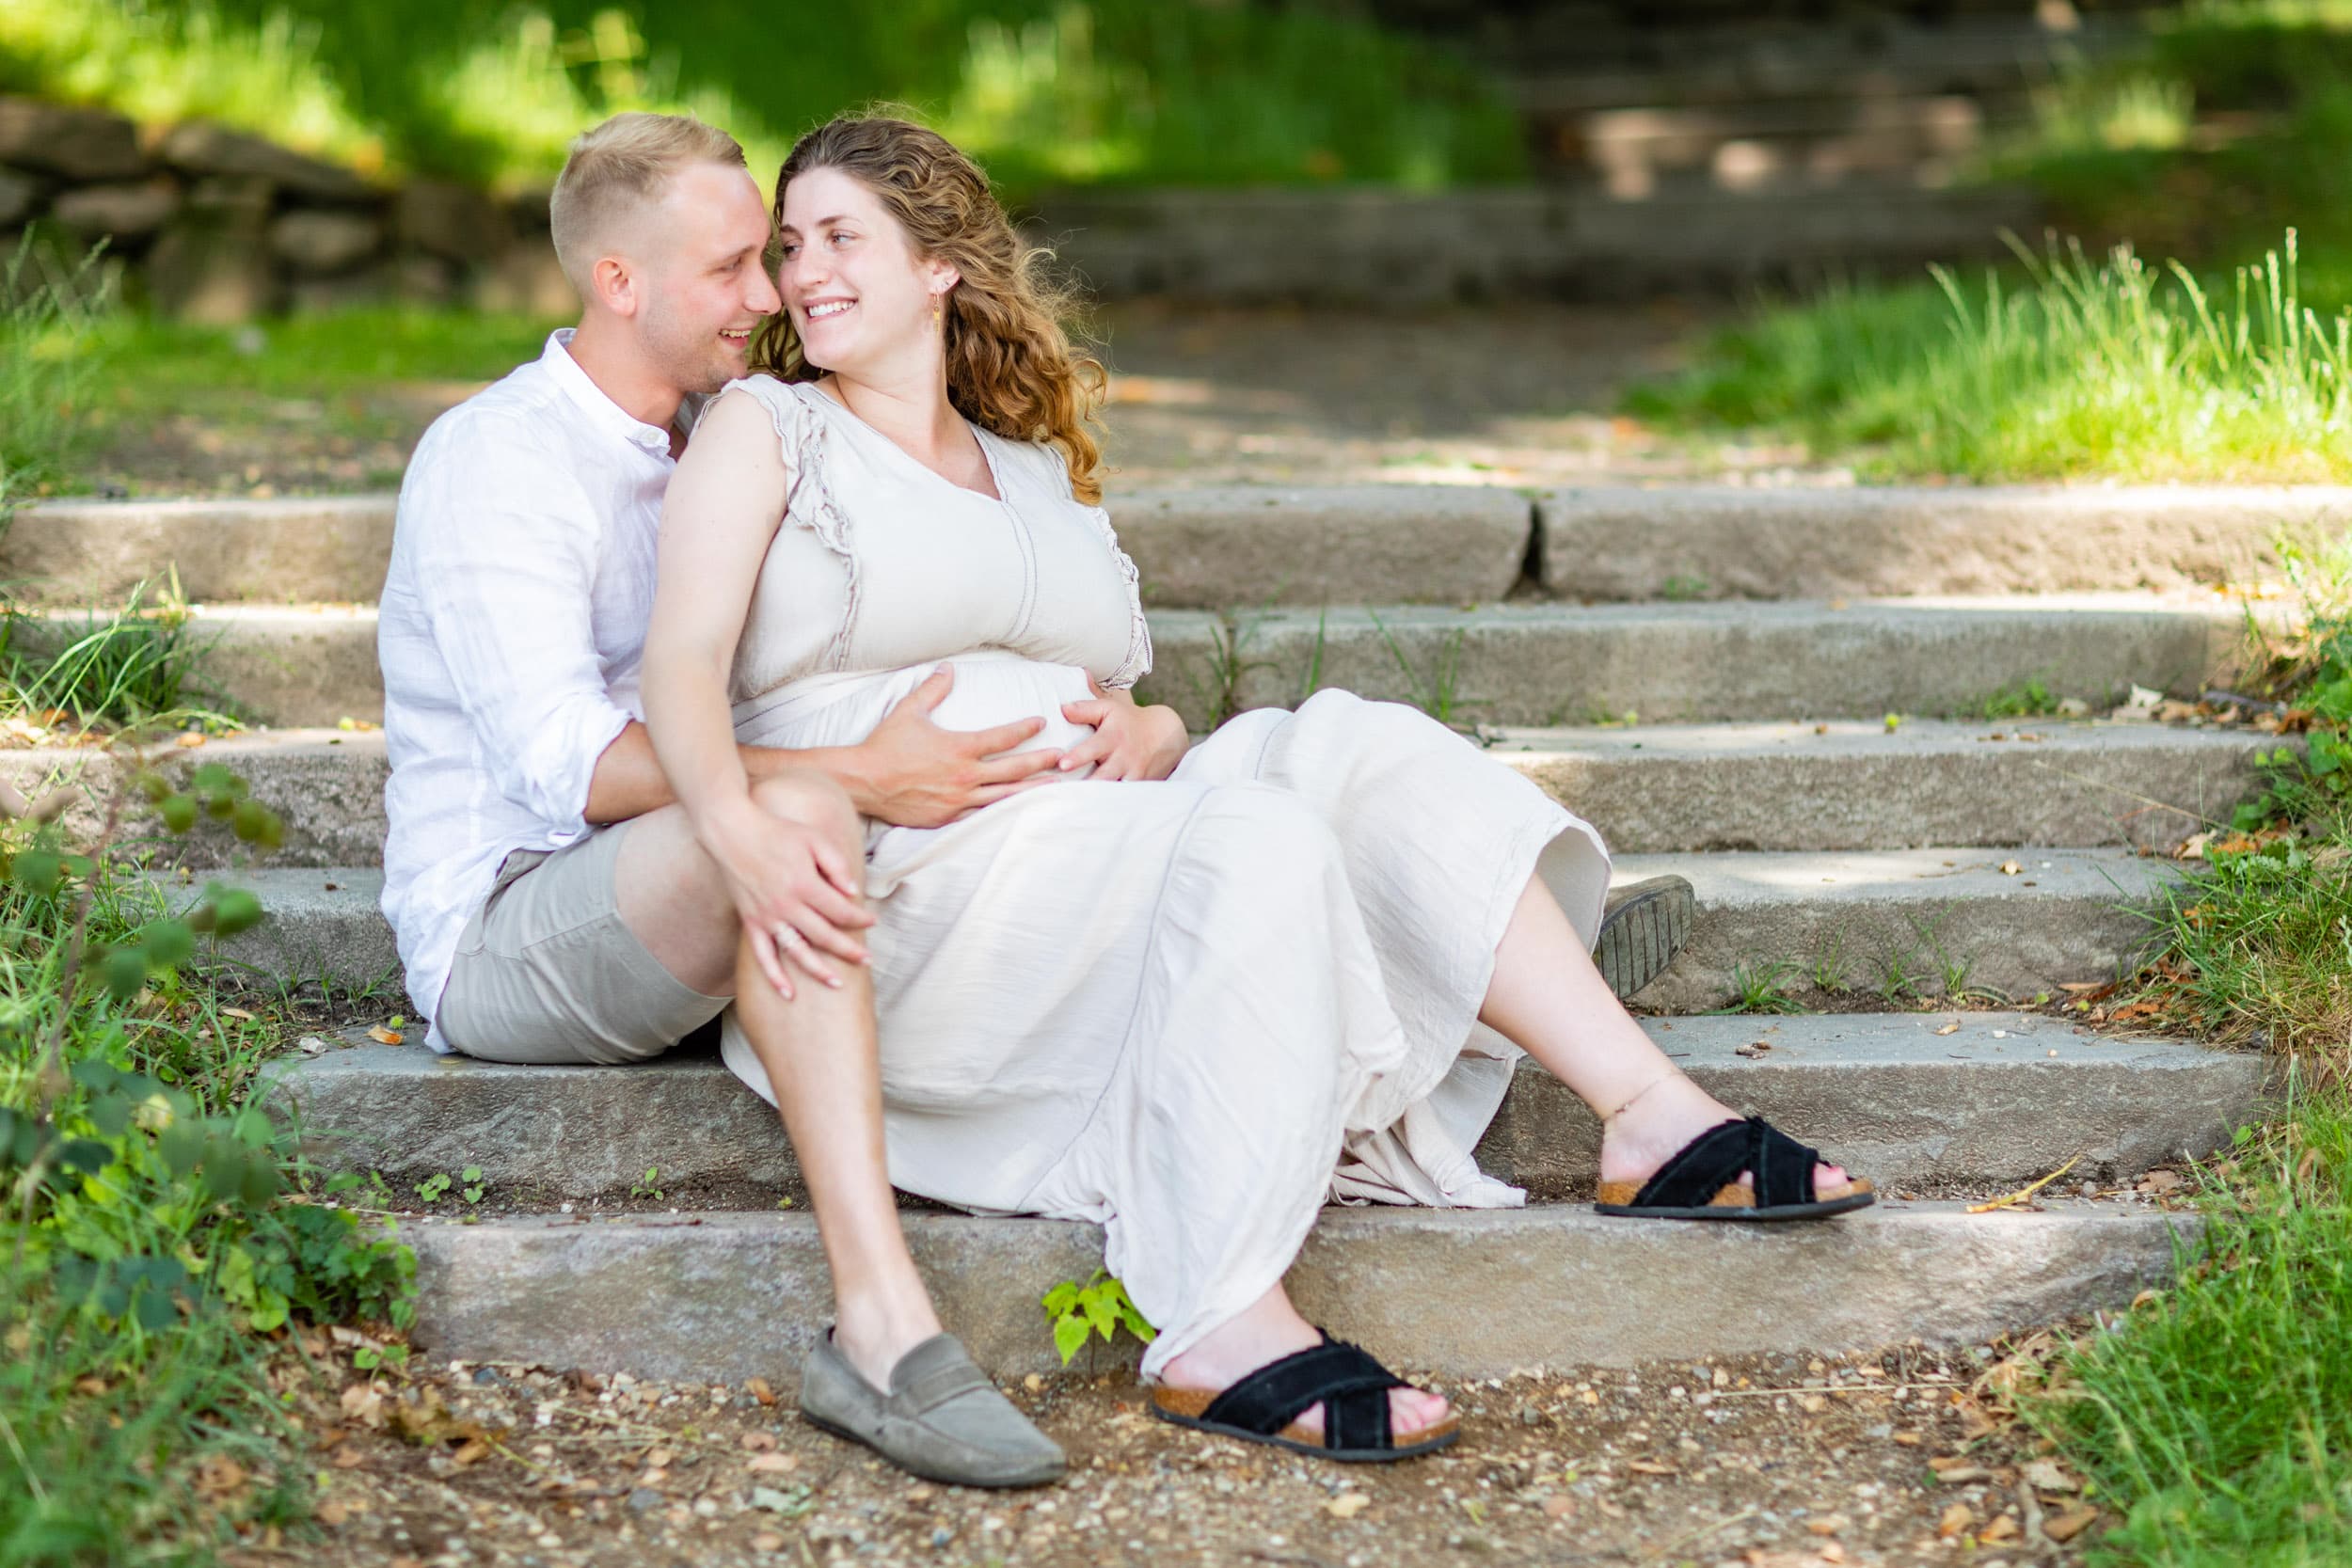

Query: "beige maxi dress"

xmin=707 ymin=374 xmax=1612 ymax=1377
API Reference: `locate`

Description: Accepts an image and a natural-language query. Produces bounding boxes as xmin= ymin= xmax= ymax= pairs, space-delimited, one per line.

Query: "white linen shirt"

xmin=378 ymin=329 xmax=682 ymax=1051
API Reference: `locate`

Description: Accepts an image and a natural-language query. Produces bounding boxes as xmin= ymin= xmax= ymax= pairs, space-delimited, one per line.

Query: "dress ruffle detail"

xmin=1079 ymin=502 xmax=1152 ymax=690
xmin=722 ymin=377 xmax=863 ymax=673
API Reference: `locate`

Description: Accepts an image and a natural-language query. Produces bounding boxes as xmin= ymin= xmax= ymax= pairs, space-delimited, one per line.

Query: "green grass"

xmin=1629 ymin=230 xmax=2352 ymax=483
xmin=2020 ymin=1087 xmax=2352 ymax=1567
xmin=0 ymin=240 xmax=116 ymax=503
xmin=1 ymin=0 xmax=1526 ymax=198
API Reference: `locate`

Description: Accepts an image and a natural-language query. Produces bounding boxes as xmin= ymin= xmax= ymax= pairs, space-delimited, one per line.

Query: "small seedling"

xmin=415 ymin=1172 xmax=451 ymax=1203
xmin=460 ymin=1164 xmax=485 ymax=1204
xmin=352 ymin=1343 xmax=409 ymax=1371
xmin=1041 ymin=1270 xmax=1154 ymax=1365
xmin=631 ymin=1165 xmax=663 ymax=1201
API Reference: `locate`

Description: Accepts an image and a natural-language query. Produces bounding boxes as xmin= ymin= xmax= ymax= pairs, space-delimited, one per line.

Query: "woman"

xmin=642 ymin=116 xmax=1870 ymax=1486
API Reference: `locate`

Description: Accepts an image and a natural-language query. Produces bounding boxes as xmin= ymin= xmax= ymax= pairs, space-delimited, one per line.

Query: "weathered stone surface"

xmin=1230 ymin=596 xmax=2251 ymax=725
xmin=394 ymin=180 xmax=509 ymax=261
xmin=4 ymin=495 xmax=396 ymax=607
xmin=0 ymin=98 xmax=146 ymax=181
xmin=0 ymin=167 xmax=41 ymax=229
xmin=473 ymin=239 xmax=574 ymax=316
xmin=13 ymin=719 xmax=2265 ymax=873
xmin=47 ymin=178 xmax=182 ymax=241
xmin=1538 ymin=484 xmax=2352 ymax=600
xmin=158 ymin=120 xmax=371 ymax=201
xmin=199 ymin=846 xmax=2171 ymax=1009
xmin=1613 ymin=846 xmax=2180 ymax=1011
xmin=1497 ymin=718 xmax=2278 ymax=852
xmin=176 ymin=866 xmax=400 ymax=997
xmin=268 ymin=208 xmax=382 ymax=275
xmin=406 ymin=1201 xmax=2192 ymax=1382
xmin=148 ymin=184 xmax=277 ymax=322
xmin=265 ymin=1013 xmax=2267 ymax=1201
xmin=1110 ymin=485 xmax=1530 ymax=607
xmin=167 ymin=604 xmax=387 ymax=727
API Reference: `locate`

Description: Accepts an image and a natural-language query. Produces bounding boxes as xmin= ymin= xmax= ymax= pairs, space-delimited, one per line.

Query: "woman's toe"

xmin=1392 ymin=1387 xmax=1450 ymax=1437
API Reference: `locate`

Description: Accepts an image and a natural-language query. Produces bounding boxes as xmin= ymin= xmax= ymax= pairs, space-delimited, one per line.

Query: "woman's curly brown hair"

xmin=749 ymin=115 xmax=1108 ymax=503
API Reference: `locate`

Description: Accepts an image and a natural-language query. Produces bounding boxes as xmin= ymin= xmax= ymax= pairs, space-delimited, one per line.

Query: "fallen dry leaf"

xmin=1735 ymin=1040 xmax=1772 ymax=1058
xmin=1798 ymin=1394 xmax=1827 ymax=1414
xmin=746 ymin=1376 xmax=777 ymax=1407
xmin=1542 ymin=1495 xmax=1575 ymax=1520
xmin=747 ymin=1452 xmax=798 ymax=1474
xmin=1628 ymin=1459 xmax=1678 ymax=1475
xmin=1934 ymin=1022 xmax=1961 ymax=1037
xmin=315 ymin=1500 xmax=351 ymax=1528
xmin=194 ymin=1455 xmax=247 ymax=1498
xmin=176 ymin=732 xmax=206 ymax=749
xmin=643 ymin=1447 xmax=675 ymax=1468
xmin=2043 ymin=1504 xmax=2103 ymax=1543
xmin=751 ymin=1534 xmax=787 ymax=1553
xmin=1938 ymin=1502 xmax=1975 ymax=1538
xmin=72 ymin=1376 xmax=107 ymax=1397
xmin=366 ymin=1025 xmax=404 ymax=1046
xmin=1807 ymin=1514 xmax=1850 ymax=1536
xmin=339 ymin=1383 xmax=385 ymax=1428
xmin=1979 ymin=1516 xmax=2021 ymax=1544
xmin=331 ymin=1445 xmax=368 ymax=1470
xmin=1327 ymin=1493 xmax=1371 ymax=1519
xmin=635 ymin=1466 xmax=668 ymax=1488
xmin=1891 ymin=1432 xmax=1923 ymax=1447
xmin=450 ymin=1438 xmax=490 ymax=1467
xmin=2023 ymin=1459 xmax=2081 ymax=1493
xmin=739 ymin=1432 xmax=777 ymax=1452
xmin=1999 ymin=860 xmax=2023 ymax=876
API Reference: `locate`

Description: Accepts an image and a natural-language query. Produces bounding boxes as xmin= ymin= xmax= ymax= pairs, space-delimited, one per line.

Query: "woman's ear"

xmin=926 ymin=257 xmax=962 ymax=298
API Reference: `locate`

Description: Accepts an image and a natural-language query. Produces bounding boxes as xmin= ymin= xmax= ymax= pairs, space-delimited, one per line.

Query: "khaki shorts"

xmin=436 ymin=820 xmax=730 ymax=1065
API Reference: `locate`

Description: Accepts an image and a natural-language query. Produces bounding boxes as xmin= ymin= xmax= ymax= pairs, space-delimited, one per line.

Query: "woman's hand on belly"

xmin=1057 ymin=684 xmax=1190 ymax=782
xmin=849 ymin=666 xmax=1071 ymax=827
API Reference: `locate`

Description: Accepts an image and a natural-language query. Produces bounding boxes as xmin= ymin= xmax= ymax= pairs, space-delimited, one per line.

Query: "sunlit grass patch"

xmin=2017 ymin=1085 xmax=2352 ymax=1568
xmin=1630 ymin=231 xmax=2352 ymax=483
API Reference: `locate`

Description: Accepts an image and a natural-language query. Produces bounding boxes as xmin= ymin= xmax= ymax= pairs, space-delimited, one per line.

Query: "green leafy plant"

xmin=1041 ymin=1268 xmax=1154 ymax=1366
xmin=460 ymin=1164 xmax=485 ymax=1204
xmin=414 ymin=1171 xmax=451 ymax=1203
xmin=1718 ymin=958 xmax=1803 ymax=1015
xmin=631 ymin=1164 xmax=662 ymax=1201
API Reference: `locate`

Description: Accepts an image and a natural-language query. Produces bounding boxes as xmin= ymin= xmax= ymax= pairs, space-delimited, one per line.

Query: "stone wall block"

xmin=269 ymin=208 xmax=384 ymax=275
xmin=0 ymin=98 xmax=147 ymax=181
xmin=394 ymin=180 xmax=510 ymax=261
xmin=0 ymin=167 xmax=40 ymax=229
xmin=149 ymin=194 xmax=278 ymax=324
xmin=49 ymin=178 xmax=183 ymax=243
xmin=159 ymin=121 xmax=371 ymax=202
xmin=474 ymin=238 xmax=575 ymax=315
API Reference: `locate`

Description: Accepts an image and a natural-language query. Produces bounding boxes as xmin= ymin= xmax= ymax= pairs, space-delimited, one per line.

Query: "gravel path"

xmin=80 ymin=303 xmax=1839 ymax=499
xmin=263 ymin=1334 xmax=2108 ymax=1568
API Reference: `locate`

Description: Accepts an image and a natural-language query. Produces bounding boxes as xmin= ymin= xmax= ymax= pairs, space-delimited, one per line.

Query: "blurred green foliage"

xmin=0 ymin=0 xmax=1526 ymax=198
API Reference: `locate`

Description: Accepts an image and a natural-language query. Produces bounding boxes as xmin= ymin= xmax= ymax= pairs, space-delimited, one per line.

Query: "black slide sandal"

xmin=1150 ymin=1332 xmax=1459 ymax=1463
xmin=1594 ymin=1115 xmax=1876 ymax=1220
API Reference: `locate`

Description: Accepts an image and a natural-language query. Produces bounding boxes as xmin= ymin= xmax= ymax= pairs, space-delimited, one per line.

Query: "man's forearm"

xmin=583 ymin=721 xmax=880 ymax=825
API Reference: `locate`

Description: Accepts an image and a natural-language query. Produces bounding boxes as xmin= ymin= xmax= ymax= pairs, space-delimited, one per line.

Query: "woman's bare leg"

xmin=1479 ymin=876 xmax=1846 ymax=1192
xmin=723 ymin=773 xmax=942 ymax=1390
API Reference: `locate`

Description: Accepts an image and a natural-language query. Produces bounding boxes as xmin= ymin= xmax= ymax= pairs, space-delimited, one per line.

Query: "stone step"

xmin=265 ymin=1013 xmax=2265 ymax=1205
xmin=14 ymin=484 xmax=2326 ymax=608
xmin=24 ymin=718 xmax=2271 ymax=868
xmin=60 ymin=593 xmax=2249 ymax=732
xmin=2 ymin=486 xmax=1531 ymax=612
xmin=1218 ymin=594 xmax=2248 ymax=728
xmin=405 ymin=1199 xmax=2194 ymax=1383
xmin=192 ymin=846 xmax=2179 ymax=1013
xmin=1535 ymin=484 xmax=2341 ymax=601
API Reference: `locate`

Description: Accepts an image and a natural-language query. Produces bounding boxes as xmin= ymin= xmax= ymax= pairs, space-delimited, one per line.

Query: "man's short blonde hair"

xmin=548 ymin=112 xmax=749 ymax=292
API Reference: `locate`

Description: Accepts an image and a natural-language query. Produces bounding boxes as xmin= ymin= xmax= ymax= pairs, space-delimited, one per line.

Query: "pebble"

xmin=625 ymin=1488 xmax=662 ymax=1513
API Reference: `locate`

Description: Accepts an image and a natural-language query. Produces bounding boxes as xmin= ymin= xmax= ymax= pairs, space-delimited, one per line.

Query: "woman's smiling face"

xmin=777 ymin=165 xmax=955 ymax=373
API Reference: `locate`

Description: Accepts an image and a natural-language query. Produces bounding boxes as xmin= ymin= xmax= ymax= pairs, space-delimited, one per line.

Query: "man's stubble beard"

xmin=642 ymin=293 xmax=750 ymax=399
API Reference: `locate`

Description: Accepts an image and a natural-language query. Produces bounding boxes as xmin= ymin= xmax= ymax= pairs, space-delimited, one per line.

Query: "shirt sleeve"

xmin=398 ymin=413 xmax=634 ymax=832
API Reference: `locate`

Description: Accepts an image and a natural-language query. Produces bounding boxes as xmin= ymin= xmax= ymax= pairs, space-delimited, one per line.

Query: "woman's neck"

xmin=827 ymin=368 xmax=966 ymax=459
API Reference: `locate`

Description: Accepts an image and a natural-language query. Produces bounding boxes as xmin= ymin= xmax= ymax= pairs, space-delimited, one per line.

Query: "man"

xmin=378 ymin=112 xmax=1074 ymax=1484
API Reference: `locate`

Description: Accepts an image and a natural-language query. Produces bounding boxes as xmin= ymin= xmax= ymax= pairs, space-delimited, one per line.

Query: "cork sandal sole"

xmin=1594 ymin=1175 xmax=1877 ymax=1221
xmin=1150 ymin=1386 xmax=1460 ymax=1464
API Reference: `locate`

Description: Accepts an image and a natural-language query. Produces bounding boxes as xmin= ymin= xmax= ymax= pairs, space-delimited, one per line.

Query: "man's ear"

xmin=590 ymin=254 xmax=639 ymax=319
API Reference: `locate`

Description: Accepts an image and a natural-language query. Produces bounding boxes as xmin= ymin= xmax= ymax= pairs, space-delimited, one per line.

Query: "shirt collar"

xmin=539 ymin=328 xmax=679 ymax=456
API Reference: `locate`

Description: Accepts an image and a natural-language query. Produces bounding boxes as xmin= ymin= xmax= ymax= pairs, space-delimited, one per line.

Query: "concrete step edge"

xmin=267 ymin=1012 xmax=2271 ymax=1203
xmin=406 ymin=1199 xmax=2199 ymax=1381
xmin=8 ymin=717 xmax=2281 ymax=865
xmin=35 ymin=593 xmax=2263 ymax=731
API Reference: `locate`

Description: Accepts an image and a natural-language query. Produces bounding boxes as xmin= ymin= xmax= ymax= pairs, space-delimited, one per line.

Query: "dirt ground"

xmin=77 ymin=301 xmax=1828 ymax=499
xmin=230 ymin=1329 xmax=2111 ymax=1568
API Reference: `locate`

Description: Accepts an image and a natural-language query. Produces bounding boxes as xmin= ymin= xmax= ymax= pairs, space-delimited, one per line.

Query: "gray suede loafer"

xmin=1595 ymin=874 xmax=1695 ymax=1001
xmin=799 ymin=1330 xmax=1066 ymax=1489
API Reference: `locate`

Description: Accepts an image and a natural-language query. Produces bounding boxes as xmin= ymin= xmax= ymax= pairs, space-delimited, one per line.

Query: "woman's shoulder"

xmin=979 ymin=428 xmax=1084 ymax=501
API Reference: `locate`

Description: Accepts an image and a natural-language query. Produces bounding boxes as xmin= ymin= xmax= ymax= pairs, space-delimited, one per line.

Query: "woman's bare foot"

xmin=1597 ymin=1072 xmax=1848 ymax=1196
xmin=1158 ymin=1285 xmax=1448 ymax=1445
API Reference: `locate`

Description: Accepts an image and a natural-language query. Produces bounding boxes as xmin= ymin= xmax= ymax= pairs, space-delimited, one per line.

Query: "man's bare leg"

xmin=612 ymin=770 xmax=941 ymax=1390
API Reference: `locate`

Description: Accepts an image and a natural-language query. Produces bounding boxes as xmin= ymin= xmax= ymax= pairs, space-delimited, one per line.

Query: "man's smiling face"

xmin=629 ymin=160 xmax=781 ymax=397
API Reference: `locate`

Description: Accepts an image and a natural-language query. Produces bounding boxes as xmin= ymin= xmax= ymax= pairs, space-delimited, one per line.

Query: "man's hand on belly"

xmin=833 ymin=665 xmax=1070 ymax=827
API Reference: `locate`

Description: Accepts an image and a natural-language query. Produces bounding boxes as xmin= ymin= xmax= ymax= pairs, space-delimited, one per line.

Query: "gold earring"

xmin=932 ymin=296 xmax=943 ymax=331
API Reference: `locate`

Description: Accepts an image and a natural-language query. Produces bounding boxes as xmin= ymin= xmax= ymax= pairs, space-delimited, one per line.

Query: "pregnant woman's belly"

xmin=731 ymin=649 xmax=1101 ymax=773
